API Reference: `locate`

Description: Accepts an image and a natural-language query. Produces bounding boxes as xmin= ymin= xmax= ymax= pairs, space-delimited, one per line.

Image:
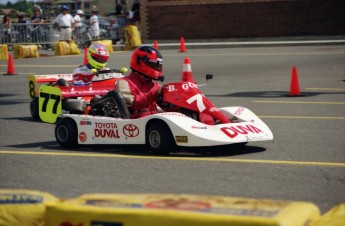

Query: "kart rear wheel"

xmin=30 ymin=97 xmax=40 ymax=121
xmin=146 ymin=122 xmax=175 ymax=155
xmin=55 ymin=118 xmax=78 ymax=148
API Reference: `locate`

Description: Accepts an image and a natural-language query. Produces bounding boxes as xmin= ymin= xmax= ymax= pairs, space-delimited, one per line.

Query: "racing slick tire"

xmin=55 ymin=117 xmax=78 ymax=148
xmin=30 ymin=97 xmax=40 ymax=121
xmin=146 ymin=122 xmax=175 ymax=155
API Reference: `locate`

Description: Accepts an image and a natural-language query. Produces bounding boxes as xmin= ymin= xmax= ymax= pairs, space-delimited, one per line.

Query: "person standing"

xmin=16 ymin=14 xmax=27 ymax=43
xmin=73 ymin=9 xmax=84 ymax=40
xmin=115 ymin=0 xmax=126 ymax=44
xmin=31 ymin=6 xmax=46 ymax=47
xmin=2 ymin=15 xmax=12 ymax=43
xmin=130 ymin=0 xmax=140 ymax=28
xmin=89 ymin=8 xmax=100 ymax=40
xmin=73 ymin=9 xmax=84 ymax=29
xmin=54 ymin=5 xmax=75 ymax=42
xmin=31 ymin=6 xmax=45 ymax=23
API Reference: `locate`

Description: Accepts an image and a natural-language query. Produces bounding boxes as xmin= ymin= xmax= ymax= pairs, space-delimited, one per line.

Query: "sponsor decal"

xmin=221 ymin=124 xmax=263 ymax=138
xmin=145 ymin=199 xmax=211 ymax=211
xmin=94 ymin=123 xmax=120 ymax=138
xmin=0 ymin=193 xmax=43 ymax=204
xmin=91 ymin=222 xmax=123 ymax=226
xmin=123 ymin=124 xmax=139 ymax=137
xmin=167 ymin=82 xmax=198 ymax=92
xmin=79 ymin=132 xmax=87 ymax=142
xmin=80 ymin=120 xmax=92 ymax=126
xmin=161 ymin=113 xmax=187 ymax=117
xmin=234 ymin=107 xmax=245 ymax=116
xmin=175 ymin=136 xmax=188 ymax=143
xmin=60 ymin=222 xmax=83 ymax=226
xmin=191 ymin=126 xmax=207 ymax=129
xmin=86 ymin=199 xmax=142 ymax=208
xmin=209 ymin=107 xmax=219 ymax=112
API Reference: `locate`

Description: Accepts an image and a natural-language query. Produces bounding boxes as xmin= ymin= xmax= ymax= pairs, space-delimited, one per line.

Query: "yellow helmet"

xmin=87 ymin=44 xmax=109 ymax=69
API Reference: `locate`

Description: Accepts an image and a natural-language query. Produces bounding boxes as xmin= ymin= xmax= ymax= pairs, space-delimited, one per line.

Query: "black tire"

xmin=55 ymin=118 xmax=78 ymax=148
xmin=146 ymin=122 xmax=175 ymax=155
xmin=30 ymin=98 xmax=40 ymax=121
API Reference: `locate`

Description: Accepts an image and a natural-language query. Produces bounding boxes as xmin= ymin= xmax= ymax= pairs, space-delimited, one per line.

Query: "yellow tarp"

xmin=13 ymin=45 xmax=39 ymax=59
xmin=0 ymin=189 xmax=60 ymax=226
xmin=46 ymin=193 xmax=320 ymax=226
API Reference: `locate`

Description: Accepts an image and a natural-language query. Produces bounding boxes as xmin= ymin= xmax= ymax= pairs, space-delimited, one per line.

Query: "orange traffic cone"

xmin=83 ymin=48 xmax=88 ymax=65
xmin=179 ymin=37 xmax=186 ymax=52
xmin=288 ymin=66 xmax=303 ymax=97
xmin=181 ymin=58 xmax=194 ymax=82
xmin=153 ymin=40 xmax=159 ymax=50
xmin=4 ymin=54 xmax=16 ymax=75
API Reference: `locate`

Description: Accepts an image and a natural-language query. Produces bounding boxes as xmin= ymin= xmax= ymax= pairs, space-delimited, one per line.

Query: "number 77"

xmin=40 ymin=92 xmax=61 ymax=114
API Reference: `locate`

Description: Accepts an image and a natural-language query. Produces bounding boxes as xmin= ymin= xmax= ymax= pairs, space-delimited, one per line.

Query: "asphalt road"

xmin=0 ymin=45 xmax=344 ymax=213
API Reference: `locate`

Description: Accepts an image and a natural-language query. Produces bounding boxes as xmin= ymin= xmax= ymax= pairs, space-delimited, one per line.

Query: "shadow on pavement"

xmin=0 ymin=117 xmax=42 ymax=123
xmin=0 ymin=99 xmax=29 ymax=105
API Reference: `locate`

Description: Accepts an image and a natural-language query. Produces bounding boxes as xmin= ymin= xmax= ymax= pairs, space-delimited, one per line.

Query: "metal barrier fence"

xmin=0 ymin=18 xmax=120 ymax=48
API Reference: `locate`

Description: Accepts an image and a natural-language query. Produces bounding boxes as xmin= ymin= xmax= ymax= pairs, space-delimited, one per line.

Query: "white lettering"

xmin=187 ymin=94 xmax=206 ymax=112
xmin=167 ymin=85 xmax=175 ymax=92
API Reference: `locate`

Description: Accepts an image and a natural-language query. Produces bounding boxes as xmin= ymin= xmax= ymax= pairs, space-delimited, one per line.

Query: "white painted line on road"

xmin=306 ymin=88 xmax=345 ymax=91
xmin=1 ymin=150 xmax=345 ymax=167
xmin=259 ymin=116 xmax=345 ymax=120
xmin=253 ymin=100 xmax=345 ymax=105
xmin=0 ymin=65 xmax=75 ymax=68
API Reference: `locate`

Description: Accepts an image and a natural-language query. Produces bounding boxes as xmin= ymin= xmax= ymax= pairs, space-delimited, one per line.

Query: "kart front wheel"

xmin=30 ymin=98 xmax=40 ymax=120
xmin=146 ymin=122 xmax=175 ymax=155
xmin=55 ymin=118 xmax=78 ymax=148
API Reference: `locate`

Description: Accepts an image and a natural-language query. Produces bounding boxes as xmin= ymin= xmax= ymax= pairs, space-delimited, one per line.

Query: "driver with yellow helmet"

xmin=72 ymin=43 xmax=110 ymax=85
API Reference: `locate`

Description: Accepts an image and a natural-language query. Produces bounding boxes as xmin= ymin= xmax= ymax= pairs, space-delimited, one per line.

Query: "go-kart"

xmin=54 ymin=69 xmax=273 ymax=154
xmin=28 ymin=68 xmax=126 ymax=123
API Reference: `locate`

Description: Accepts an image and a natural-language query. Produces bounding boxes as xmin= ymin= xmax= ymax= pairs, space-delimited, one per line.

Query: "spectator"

xmin=130 ymin=0 xmax=140 ymax=28
xmin=110 ymin=17 xmax=119 ymax=42
xmin=73 ymin=9 xmax=84 ymax=40
xmin=31 ymin=6 xmax=45 ymax=23
xmin=115 ymin=0 xmax=126 ymax=44
xmin=16 ymin=14 xmax=28 ymax=43
xmin=74 ymin=9 xmax=84 ymax=28
xmin=54 ymin=5 xmax=75 ymax=42
xmin=89 ymin=8 xmax=100 ymax=40
xmin=2 ymin=15 xmax=12 ymax=43
xmin=31 ymin=6 xmax=46 ymax=47
xmin=17 ymin=14 xmax=26 ymax=24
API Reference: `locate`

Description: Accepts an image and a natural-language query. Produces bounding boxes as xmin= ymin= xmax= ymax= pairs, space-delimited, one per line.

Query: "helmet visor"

xmin=91 ymin=52 xmax=108 ymax=64
xmin=145 ymin=58 xmax=163 ymax=72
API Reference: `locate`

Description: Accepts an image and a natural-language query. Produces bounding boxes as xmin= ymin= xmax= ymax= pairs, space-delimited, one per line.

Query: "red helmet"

xmin=130 ymin=46 xmax=163 ymax=81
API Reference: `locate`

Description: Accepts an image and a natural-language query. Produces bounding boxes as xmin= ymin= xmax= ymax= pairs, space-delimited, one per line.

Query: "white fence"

xmin=0 ymin=18 xmax=120 ymax=48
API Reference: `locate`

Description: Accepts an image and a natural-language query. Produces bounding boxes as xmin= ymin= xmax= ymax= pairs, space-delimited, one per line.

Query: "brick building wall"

xmin=140 ymin=0 xmax=345 ymax=40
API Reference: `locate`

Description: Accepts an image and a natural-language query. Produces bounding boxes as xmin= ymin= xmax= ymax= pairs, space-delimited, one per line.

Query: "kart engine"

xmin=102 ymin=101 xmax=121 ymax=117
xmin=64 ymin=99 xmax=86 ymax=112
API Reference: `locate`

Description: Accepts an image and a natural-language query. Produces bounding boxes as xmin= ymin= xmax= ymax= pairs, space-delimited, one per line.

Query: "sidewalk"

xmin=144 ymin=35 xmax=345 ymax=50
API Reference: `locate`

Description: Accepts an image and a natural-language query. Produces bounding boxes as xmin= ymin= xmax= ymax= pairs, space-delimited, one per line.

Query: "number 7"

xmin=186 ymin=94 xmax=206 ymax=112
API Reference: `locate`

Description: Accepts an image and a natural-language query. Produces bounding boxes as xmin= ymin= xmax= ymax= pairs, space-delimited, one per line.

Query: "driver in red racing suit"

xmin=116 ymin=46 xmax=163 ymax=119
